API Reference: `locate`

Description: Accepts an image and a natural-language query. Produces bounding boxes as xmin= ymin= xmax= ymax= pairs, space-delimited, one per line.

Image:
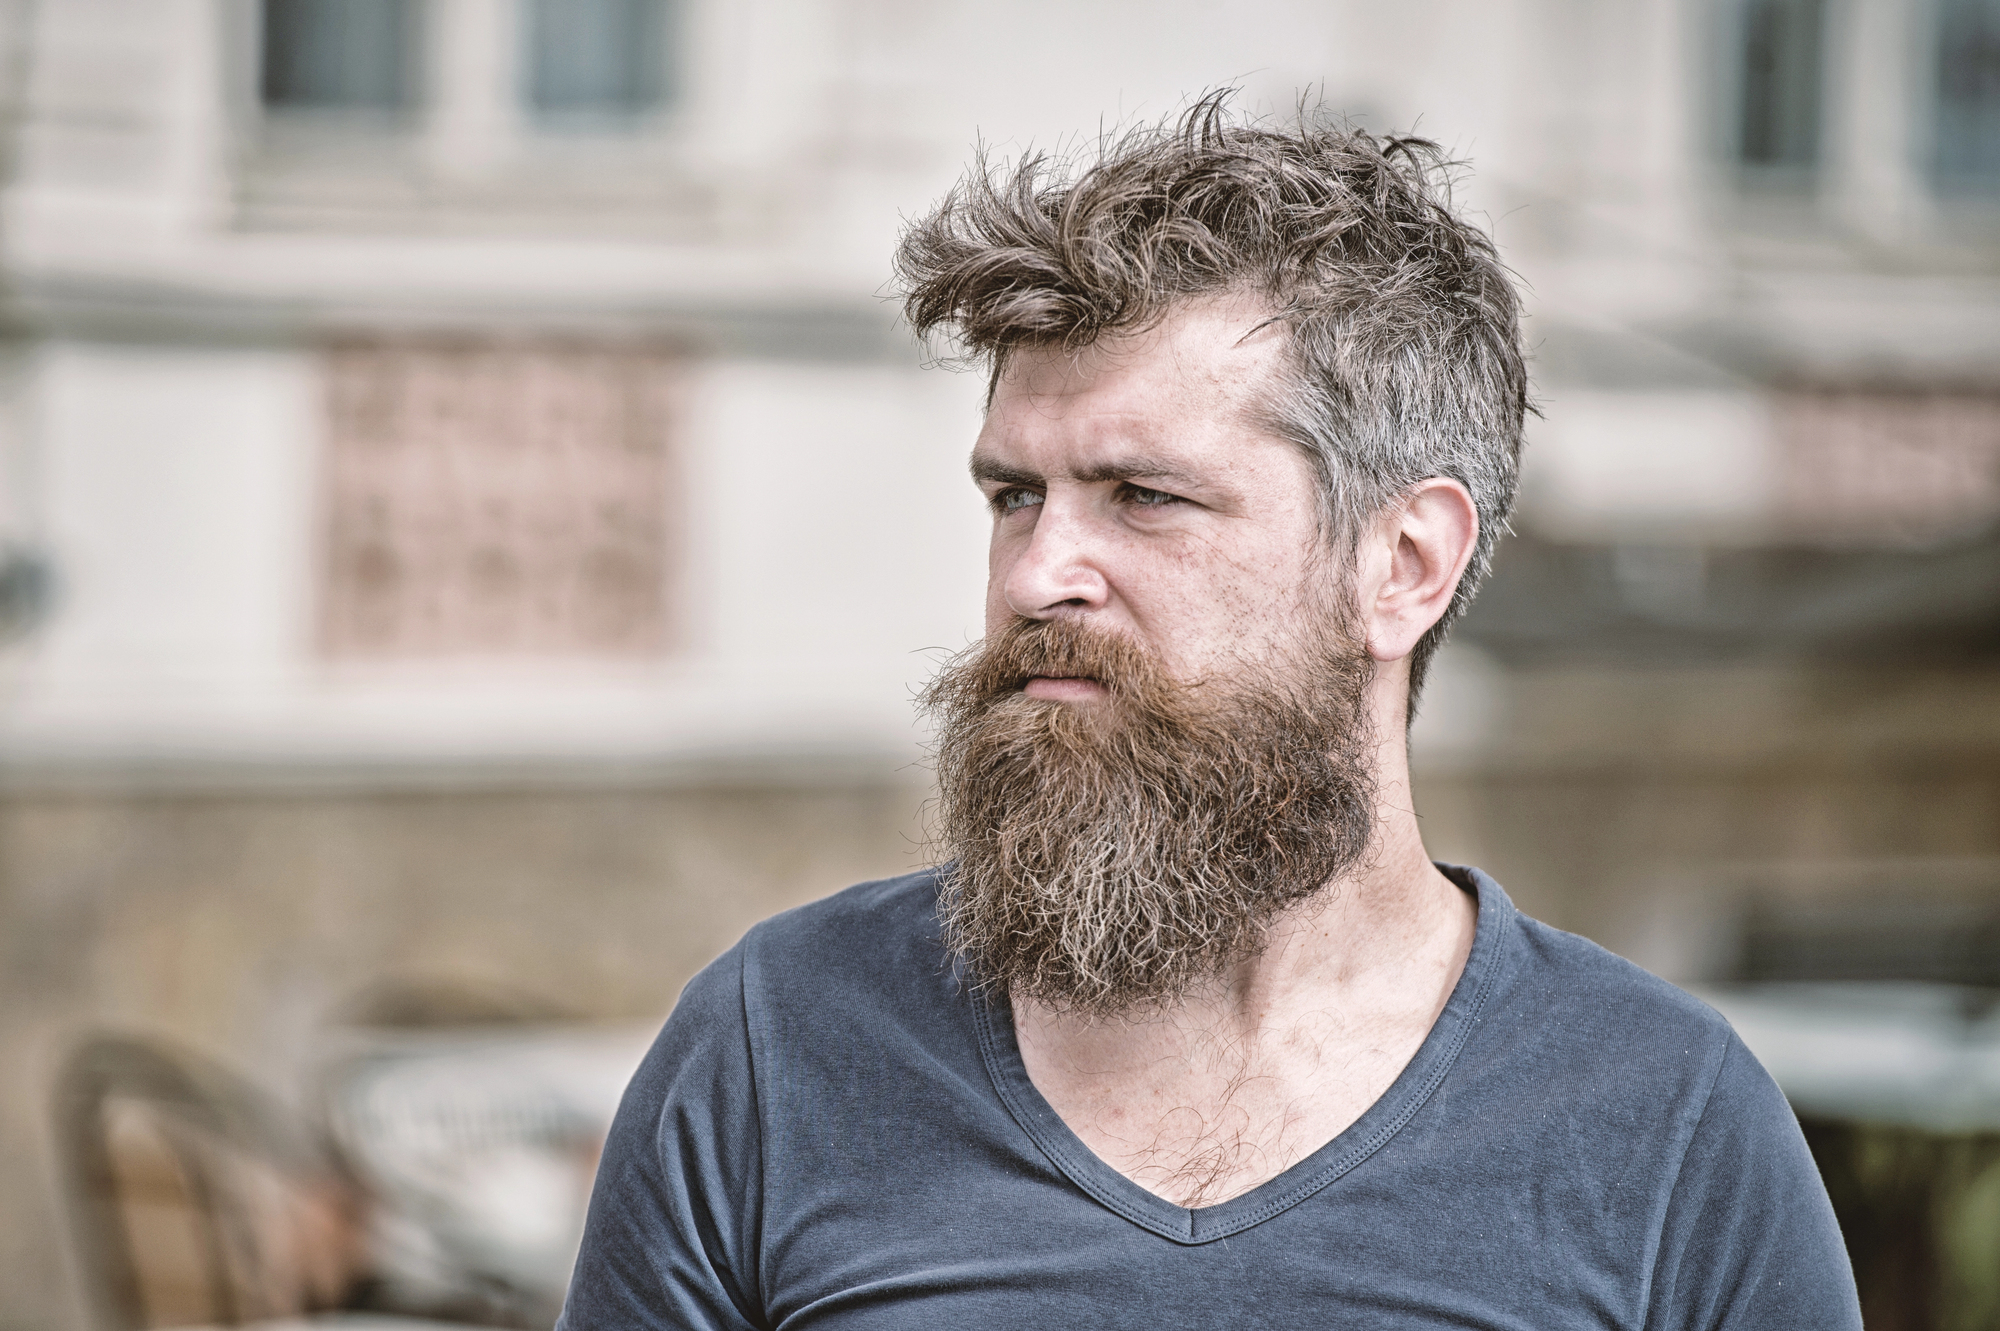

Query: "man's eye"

xmin=994 ymin=488 xmax=1044 ymax=513
xmin=1125 ymin=485 xmax=1181 ymax=507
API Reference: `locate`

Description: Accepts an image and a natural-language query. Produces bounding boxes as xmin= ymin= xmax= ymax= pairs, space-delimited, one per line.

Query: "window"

xmin=524 ymin=0 xmax=672 ymax=121
xmin=260 ymin=0 xmax=418 ymax=112
xmin=1936 ymin=0 xmax=2000 ymax=189
xmin=319 ymin=342 xmax=676 ymax=659
xmin=1735 ymin=0 xmax=1827 ymax=173
xmin=1775 ymin=389 xmax=2000 ymax=543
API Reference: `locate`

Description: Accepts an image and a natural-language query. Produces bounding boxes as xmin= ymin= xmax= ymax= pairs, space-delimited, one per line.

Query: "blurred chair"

xmin=313 ymin=986 xmax=652 ymax=1331
xmin=54 ymin=1035 xmax=363 ymax=1330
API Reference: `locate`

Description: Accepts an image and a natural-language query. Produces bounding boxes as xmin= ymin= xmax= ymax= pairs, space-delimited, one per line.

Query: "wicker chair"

xmin=54 ymin=1035 xmax=364 ymax=1330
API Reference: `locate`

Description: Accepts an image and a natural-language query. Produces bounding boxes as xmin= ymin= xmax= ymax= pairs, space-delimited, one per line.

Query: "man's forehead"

xmin=972 ymin=386 xmax=1240 ymax=484
xmin=976 ymin=300 xmax=1290 ymax=474
xmin=991 ymin=300 xmax=1285 ymax=405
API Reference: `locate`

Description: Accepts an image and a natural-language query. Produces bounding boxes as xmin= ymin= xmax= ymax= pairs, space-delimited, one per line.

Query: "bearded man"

xmin=560 ymin=103 xmax=1861 ymax=1329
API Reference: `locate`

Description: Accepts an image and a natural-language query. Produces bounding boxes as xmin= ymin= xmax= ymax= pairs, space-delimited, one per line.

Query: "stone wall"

xmin=6 ymin=661 xmax=1998 ymax=1329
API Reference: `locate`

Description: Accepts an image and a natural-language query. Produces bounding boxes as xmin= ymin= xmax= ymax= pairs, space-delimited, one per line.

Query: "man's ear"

xmin=1359 ymin=479 xmax=1480 ymax=664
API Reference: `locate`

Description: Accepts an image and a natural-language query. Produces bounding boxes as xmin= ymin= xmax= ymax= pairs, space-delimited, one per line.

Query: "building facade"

xmin=1 ymin=1 xmax=1997 ymax=1325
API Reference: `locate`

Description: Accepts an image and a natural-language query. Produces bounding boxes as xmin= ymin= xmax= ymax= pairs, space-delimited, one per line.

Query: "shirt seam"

xmin=972 ymin=1001 xmax=1194 ymax=1238
xmin=974 ymin=875 xmax=1513 ymax=1246
xmin=1196 ymin=907 xmax=1508 ymax=1239
xmin=738 ymin=939 xmax=774 ymax=1326
xmin=1635 ymin=1032 xmax=1734 ymax=1329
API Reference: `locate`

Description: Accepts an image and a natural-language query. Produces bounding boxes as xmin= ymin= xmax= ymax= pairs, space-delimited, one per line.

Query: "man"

xmin=561 ymin=102 xmax=1861 ymax=1328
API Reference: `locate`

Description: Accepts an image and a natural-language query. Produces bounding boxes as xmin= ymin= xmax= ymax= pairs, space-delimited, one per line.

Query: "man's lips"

xmin=1023 ymin=675 xmax=1107 ymax=701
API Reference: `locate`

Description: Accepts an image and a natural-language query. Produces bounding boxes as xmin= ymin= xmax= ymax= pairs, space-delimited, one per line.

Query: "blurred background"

xmin=0 ymin=0 xmax=1995 ymax=1327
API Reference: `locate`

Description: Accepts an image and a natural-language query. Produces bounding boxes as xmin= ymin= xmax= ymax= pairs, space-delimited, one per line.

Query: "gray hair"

xmin=894 ymin=93 xmax=1530 ymax=707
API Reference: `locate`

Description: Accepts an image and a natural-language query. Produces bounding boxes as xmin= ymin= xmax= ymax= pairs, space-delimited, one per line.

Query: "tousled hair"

xmin=895 ymin=92 xmax=1530 ymax=708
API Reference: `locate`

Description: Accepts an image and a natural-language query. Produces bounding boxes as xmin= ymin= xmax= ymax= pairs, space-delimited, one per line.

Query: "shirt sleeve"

xmin=558 ymin=944 xmax=767 ymax=1331
xmin=1644 ymin=1035 xmax=1862 ymax=1331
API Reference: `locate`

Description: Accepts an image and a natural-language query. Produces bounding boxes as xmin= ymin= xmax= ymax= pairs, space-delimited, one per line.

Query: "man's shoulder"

xmin=738 ymin=866 xmax=950 ymax=997
xmin=1478 ymin=881 xmax=1745 ymax=1096
xmin=1516 ymin=910 xmax=1728 ymax=1031
xmin=749 ymin=865 xmax=943 ymax=945
xmin=1453 ymin=865 xmax=1727 ymax=1038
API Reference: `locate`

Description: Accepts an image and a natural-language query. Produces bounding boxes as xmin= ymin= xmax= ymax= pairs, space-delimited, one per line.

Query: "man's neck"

xmin=1011 ymin=802 xmax=1477 ymax=1209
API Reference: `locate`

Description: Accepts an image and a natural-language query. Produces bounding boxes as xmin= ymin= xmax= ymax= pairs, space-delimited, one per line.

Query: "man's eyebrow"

xmin=969 ymin=456 xmax=1040 ymax=488
xmin=969 ymin=454 xmax=1203 ymax=488
xmin=1070 ymin=456 xmax=1204 ymax=487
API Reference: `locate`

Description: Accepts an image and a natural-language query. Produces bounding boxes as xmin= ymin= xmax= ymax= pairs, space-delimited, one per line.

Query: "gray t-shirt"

xmin=561 ymin=865 xmax=1861 ymax=1329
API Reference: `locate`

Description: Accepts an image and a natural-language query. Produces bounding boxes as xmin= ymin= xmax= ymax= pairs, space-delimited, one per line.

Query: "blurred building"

xmin=0 ymin=0 xmax=1996 ymax=1327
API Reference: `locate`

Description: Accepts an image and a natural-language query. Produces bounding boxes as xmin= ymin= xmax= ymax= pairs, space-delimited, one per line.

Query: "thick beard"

xmin=920 ymin=610 xmax=1377 ymax=1017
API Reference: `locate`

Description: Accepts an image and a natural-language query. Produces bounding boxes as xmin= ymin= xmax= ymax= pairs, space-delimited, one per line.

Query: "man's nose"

xmin=1001 ymin=507 xmax=1110 ymax=619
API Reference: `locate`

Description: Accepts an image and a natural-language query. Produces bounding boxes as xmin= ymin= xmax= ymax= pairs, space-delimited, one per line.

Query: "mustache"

xmin=933 ymin=617 xmax=1172 ymax=705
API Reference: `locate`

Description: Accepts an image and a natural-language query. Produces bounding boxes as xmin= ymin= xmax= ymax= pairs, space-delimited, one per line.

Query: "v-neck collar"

xmin=969 ymin=864 xmax=1513 ymax=1245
